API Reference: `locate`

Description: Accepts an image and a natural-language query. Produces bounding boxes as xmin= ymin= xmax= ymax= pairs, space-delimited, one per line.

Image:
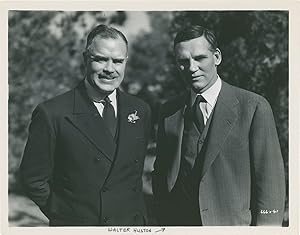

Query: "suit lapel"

xmin=200 ymin=81 xmax=239 ymax=179
xmin=66 ymin=81 xmax=116 ymax=162
xmin=165 ymin=92 xmax=189 ymax=192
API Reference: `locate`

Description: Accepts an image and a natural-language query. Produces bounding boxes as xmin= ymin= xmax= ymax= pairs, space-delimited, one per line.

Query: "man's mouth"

xmin=98 ymin=74 xmax=115 ymax=80
xmin=191 ymin=75 xmax=202 ymax=81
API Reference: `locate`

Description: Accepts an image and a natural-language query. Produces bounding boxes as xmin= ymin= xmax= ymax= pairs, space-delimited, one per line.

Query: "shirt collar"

xmin=107 ymin=89 xmax=117 ymax=110
xmin=190 ymin=75 xmax=222 ymax=107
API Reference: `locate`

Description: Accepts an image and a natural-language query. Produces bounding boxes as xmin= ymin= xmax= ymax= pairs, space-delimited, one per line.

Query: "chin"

xmin=96 ymin=81 xmax=118 ymax=91
xmin=191 ymin=83 xmax=204 ymax=92
xmin=99 ymin=87 xmax=116 ymax=94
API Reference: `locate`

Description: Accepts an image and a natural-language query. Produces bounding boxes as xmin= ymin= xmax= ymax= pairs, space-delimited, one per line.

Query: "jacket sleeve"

xmin=19 ymin=104 xmax=56 ymax=218
xmin=249 ymin=97 xmax=286 ymax=226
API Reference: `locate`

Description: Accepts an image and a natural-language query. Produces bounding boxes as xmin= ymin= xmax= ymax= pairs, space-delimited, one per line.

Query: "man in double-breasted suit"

xmin=20 ymin=24 xmax=151 ymax=226
xmin=152 ymin=25 xmax=285 ymax=226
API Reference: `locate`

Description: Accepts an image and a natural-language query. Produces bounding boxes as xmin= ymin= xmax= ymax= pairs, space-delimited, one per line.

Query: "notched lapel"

xmin=165 ymin=106 xmax=186 ymax=192
xmin=66 ymin=83 xmax=116 ymax=162
xmin=200 ymin=82 xmax=239 ymax=179
xmin=66 ymin=114 xmax=116 ymax=162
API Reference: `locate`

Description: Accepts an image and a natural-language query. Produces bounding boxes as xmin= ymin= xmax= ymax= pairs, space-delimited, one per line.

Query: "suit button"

xmin=95 ymin=156 xmax=101 ymax=161
xmin=134 ymin=159 xmax=139 ymax=163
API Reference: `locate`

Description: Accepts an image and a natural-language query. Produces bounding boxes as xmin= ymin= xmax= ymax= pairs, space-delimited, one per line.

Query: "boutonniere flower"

xmin=128 ymin=110 xmax=140 ymax=124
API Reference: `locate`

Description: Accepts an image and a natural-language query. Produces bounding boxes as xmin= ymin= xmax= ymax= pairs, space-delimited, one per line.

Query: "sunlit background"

xmin=8 ymin=11 xmax=288 ymax=226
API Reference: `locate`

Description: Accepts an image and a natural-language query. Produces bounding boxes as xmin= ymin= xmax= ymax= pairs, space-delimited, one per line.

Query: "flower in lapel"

xmin=127 ymin=110 xmax=140 ymax=124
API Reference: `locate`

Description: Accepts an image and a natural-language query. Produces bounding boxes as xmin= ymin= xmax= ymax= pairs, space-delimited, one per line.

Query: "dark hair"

xmin=174 ymin=25 xmax=218 ymax=51
xmin=86 ymin=24 xmax=128 ymax=52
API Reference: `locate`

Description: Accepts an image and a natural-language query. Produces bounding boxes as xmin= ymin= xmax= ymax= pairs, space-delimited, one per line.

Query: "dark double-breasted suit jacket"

xmin=20 ymin=81 xmax=151 ymax=226
xmin=152 ymin=81 xmax=285 ymax=226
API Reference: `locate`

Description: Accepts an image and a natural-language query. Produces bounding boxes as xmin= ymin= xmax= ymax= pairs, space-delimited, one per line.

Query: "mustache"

xmin=97 ymin=74 xmax=116 ymax=80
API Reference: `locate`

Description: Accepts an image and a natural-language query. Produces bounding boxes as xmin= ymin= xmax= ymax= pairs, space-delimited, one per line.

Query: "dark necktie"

xmin=192 ymin=95 xmax=206 ymax=133
xmin=102 ymin=96 xmax=117 ymax=137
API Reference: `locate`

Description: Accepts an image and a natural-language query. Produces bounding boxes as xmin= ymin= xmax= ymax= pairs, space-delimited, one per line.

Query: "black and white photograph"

xmin=2 ymin=1 xmax=299 ymax=234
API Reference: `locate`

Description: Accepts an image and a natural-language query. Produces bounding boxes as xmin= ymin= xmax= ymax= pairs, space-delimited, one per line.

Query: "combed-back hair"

xmin=174 ymin=25 xmax=218 ymax=51
xmin=86 ymin=24 xmax=128 ymax=51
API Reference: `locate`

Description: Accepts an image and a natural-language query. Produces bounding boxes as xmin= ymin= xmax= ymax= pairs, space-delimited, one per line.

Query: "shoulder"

xmin=119 ymin=90 xmax=151 ymax=114
xmin=33 ymin=86 xmax=76 ymax=119
xmin=222 ymin=81 xmax=272 ymax=109
xmin=159 ymin=91 xmax=189 ymax=117
xmin=39 ymin=89 xmax=73 ymax=111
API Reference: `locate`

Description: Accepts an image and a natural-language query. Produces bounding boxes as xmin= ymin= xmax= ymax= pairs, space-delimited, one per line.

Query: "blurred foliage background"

xmin=8 ymin=11 xmax=288 ymax=226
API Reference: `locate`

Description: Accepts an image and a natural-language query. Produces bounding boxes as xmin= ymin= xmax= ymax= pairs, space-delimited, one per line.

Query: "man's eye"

xmin=113 ymin=59 xmax=124 ymax=64
xmin=92 ymin=56 xmax=107 ymax=63
xmin=194 ymin=56 xmax=206 ymax=61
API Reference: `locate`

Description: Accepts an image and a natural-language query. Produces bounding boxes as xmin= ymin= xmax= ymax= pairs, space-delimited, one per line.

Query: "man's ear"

xmin=175 ymin=62 xmax=185 ymax=73
xmin=173 ymin=56 xmax=184 ymax=72
xmin=214 ymin=48 xmax=222 ymax=66
xmin=82 ymin=52 xmax=88 ymax=76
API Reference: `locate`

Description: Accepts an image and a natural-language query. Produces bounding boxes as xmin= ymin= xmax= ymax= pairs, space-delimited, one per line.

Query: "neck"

xmin=192 ymin=74 xmax=218 ymax=94
xmin=84 ymin=79 xmax=112 ymax=102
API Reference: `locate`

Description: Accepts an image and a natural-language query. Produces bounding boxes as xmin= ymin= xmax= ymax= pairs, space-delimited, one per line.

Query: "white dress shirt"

xmin=93 ymin=89 xmax=117 ymax=118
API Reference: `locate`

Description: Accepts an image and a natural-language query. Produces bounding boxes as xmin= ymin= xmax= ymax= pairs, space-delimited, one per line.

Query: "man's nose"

xmin=103 ymin=60 xmax=114 ymax=73
xmin=188 ymin=58 xmax=198 ymax=72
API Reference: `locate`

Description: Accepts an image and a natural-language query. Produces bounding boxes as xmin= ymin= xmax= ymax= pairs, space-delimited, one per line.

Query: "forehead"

xmin=89 ymin=36 xmax=127 ymax=57
xmin=175 ymin=36 xmax=212 ymax=58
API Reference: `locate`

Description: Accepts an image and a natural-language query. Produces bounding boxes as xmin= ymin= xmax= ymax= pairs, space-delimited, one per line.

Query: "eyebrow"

xmin=193 ymin=54 xmax=208 ymax=59
xmin=177 ymin=53 xmax=208 ymax=61
xmin=90 ymin=54 xmax=126 ymax=61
